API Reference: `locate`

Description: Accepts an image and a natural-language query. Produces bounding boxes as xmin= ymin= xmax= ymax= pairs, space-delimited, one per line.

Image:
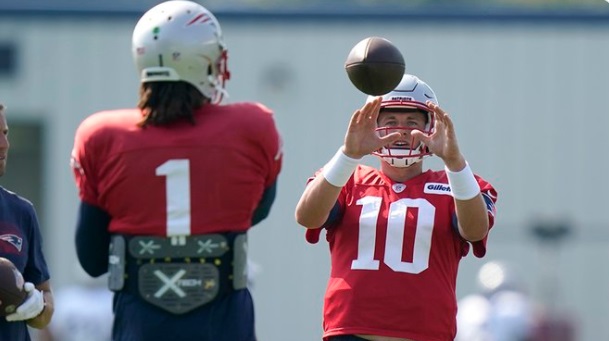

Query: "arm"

xmin=251 ymin=181 xmax=277 ymax=226
xmin=26 ymin=280 xmax=54 ymax=329
xmin=75 ymin=201 xmax=111 ymax=277
xmin=5 ymin=205 xmax=54 ymax=327
xmin=37 ymin=327 xmax=54 ymax=341
xmin=455 ymin=196 xmax=489 ymax=242
xmin=446 ymin=159 xmax=489 ymax=242
xmin=295 ymin=97 xmax=401 ymax=229
xmin=412 ymin=101 xmax=489 ymax=241
xmin=6 ymin=280 xmax=53 ymax=329
xmin=295 ymin=172 xmax=344 ymax=228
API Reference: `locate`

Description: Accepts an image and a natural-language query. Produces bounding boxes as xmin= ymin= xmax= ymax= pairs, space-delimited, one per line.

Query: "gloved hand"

xmin=5 ymin=282 xmax=45 ymax=322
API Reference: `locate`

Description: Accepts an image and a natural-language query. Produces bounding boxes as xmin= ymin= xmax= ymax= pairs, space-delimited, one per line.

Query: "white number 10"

xmin=351 ymin=196 xmax=435 ymax=274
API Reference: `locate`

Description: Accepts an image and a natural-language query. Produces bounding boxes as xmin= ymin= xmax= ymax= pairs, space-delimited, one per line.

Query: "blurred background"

xmin=1 ymin=0 xmax=608 ymax=340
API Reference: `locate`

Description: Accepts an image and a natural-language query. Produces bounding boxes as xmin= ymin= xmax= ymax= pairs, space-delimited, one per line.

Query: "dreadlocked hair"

xmin=137 ymin=81 xmax=209 ymax=127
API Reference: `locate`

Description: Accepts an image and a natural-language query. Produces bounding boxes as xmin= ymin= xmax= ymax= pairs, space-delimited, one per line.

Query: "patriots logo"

xmin=482 ymin=191 xmax=497 ymax=217
xmin=0 ymin=234 xmax=23 ymax=252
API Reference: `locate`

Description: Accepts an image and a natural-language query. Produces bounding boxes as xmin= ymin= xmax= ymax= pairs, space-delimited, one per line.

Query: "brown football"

xmin=0 ymin=257 xmax=27 ymax=316
xmin=345 ymin=36 xmax=405 ymax=96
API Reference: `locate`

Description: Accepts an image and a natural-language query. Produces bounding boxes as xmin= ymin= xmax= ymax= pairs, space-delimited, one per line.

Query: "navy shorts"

xmin=112 ymin=289 xmax=255 ymax=341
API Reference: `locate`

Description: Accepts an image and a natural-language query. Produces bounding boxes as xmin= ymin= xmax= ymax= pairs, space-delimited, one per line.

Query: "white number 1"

xmin=351 ymin=196 xmax=435 ymax=274
xmin=155 ymin=159 xmax=191 ymax=236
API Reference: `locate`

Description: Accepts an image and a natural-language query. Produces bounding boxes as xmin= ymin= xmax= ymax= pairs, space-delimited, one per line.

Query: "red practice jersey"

xmin=71 ymin=103 xmax=282 ymax=236
xmin=314 ymin=165 xmax=497 ymax=341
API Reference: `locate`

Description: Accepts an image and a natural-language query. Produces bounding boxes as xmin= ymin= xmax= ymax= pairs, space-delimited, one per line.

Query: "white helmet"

xmin=132 ymin=0 xmax=230 ymax=103
xmin=369 ymin=74 xmax=438 ymax=168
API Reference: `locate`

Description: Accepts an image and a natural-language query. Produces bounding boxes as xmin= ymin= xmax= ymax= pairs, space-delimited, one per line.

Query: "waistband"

xmin=108 ymin=232 xmax=248 ymax=314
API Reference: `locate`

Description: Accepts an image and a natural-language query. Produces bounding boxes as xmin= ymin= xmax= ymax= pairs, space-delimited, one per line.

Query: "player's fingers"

xmin=380 ymin=132 xmax=401 ymax=145
xmin=410 ymin=129 xmax=429 ymax=143
xmin=350 ymin=107 xmax=366 ymax=126
xmin=443 ymin=112 xmax=454 ymax=130
xmin=428 ymin=101 xmax=455 ymax=130
xmin=354 ymin=98 xmax=377 ymax=125
xmin=23 ymin=282 xmax=35 ymax=292
xmin=369 ymin=97 xmax=382 ymax=121
xmin=427 ymin=100 xmax=443 ymax=113
xmin=427 ymin=101 xmax=445 ymax=121
xmin=435 ymin=110 xmax=455 ymax=135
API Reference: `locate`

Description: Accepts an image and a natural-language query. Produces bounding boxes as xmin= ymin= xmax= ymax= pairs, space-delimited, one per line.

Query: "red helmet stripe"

xmin=186 ymin=13 xmax=210 ymax=26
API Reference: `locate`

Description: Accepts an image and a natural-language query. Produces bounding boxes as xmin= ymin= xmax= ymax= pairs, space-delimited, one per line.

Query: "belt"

xmin=108 ymin=232 xmax=248 ymax=314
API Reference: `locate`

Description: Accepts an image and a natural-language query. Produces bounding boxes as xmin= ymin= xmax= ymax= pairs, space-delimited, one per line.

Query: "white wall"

xmin=1 ymin=13 xmax=608 ymax=341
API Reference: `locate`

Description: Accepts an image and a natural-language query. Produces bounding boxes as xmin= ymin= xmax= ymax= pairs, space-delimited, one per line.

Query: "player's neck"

xmin=380 ymin=161 xmax=423 ymax=183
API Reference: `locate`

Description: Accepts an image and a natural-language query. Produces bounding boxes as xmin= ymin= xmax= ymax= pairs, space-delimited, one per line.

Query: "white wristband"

xmin=322 ymin=148 xmax=361 ymax=187
xmin=445 ymin=162 xmax=480 ymax=200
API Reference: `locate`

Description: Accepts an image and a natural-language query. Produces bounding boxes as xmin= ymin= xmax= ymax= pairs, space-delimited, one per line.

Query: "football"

xmin=344 ymin=36 xmax=405 ymax=96
xmin=0 ymin=257 xmax=26 ymax=316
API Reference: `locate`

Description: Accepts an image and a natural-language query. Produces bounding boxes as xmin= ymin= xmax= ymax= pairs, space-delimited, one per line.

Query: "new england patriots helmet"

xmin=369 ymin=74 xmax=438 ymax=168
xmin=132 ymin=0 xmax=230 ymax=103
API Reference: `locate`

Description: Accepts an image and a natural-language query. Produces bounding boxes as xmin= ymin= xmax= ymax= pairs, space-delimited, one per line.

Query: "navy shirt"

xmin=0 ymin=186 xmax=50 ymax=341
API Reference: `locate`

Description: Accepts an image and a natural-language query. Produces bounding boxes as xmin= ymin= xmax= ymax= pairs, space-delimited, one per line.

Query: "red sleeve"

xmin=469 ymin=177 xmax=498 ymax=258
xmin=303 ymin=167 xmax=352 ymax=244
xmin=71 ymin=114 xmax=104 ymax=206
xmin=303 ymin=169 xmax=323 ymax=244
xmin=256 ymin=104 xmax=282 ymax=187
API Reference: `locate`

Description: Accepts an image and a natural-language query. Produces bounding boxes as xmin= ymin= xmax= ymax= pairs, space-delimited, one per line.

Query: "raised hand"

xmin=343 ymin=97 xmax=401 ymax=159
xmin=411 ymin=101 xmax=466 ymax=171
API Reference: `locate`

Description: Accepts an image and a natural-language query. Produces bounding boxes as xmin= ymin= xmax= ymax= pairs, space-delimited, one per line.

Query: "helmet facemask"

xmin=374 ymin=106 xmax=434 ymax=168
xmin=368 ymin=74 xmax=439 ymax=168
xmin=209 ymin=47 xmax=230 ymax=104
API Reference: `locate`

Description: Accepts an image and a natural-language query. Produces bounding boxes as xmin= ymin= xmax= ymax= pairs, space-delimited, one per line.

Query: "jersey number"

xmin=351 ymin=196 xmax=435 ymax=274
xmin=156 ymin=159 xmax=191 ymax=236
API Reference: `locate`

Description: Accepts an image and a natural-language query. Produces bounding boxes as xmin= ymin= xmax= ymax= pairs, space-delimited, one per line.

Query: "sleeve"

xmin=469 ymin=177 xmax=498 ymax=258
xmin=75 ymin=201 xmax=111 ymax=277
xmin=303 ymin=171 xmax=323 ymax=244
xmin=251 ymin=180 xmax=277 ymax=226
xmin=261 ymin=111 xmax=283 ymax=188
xmin=303 ymin=168 xmax=347 ymax=244
xmin=70 ymin=117 xmax=101 ymax=207
xmin=245 ymin=104 xmax=282 ymax=228
xmin=23 ymin=204 xmax=50 ymax=285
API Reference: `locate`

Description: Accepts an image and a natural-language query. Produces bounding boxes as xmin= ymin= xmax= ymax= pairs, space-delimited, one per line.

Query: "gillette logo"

xmin=424 ymin=183 xmax=452 ymax=196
